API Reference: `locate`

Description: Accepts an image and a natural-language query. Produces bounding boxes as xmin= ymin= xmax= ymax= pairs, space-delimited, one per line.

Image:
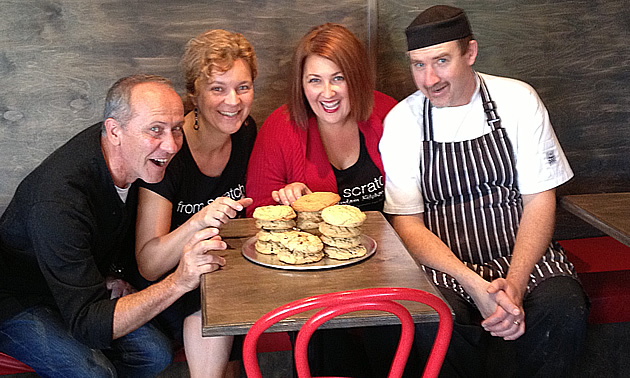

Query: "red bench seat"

xmin=558 ymin=236 xmax=630 ymax=324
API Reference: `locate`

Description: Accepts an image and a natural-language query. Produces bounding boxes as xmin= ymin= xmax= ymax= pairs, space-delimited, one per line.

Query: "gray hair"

xmin=102 ymin=74 xmax=173 ymax=131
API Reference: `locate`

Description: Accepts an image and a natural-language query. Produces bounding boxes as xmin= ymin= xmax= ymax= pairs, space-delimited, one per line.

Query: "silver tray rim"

xmin=241 ymin=234 xmax=377 ymax=271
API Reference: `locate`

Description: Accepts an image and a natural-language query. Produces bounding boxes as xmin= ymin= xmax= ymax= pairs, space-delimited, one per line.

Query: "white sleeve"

xmin=380 ymin=98 xmax=425 ymax=215
xmin=508 ymin=83 xmax=574 ymax=194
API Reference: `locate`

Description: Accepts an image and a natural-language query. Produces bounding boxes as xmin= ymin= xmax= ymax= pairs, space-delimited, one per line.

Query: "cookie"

xmin=263 ymin=230 xmax=324 ymax=264
xmin=255 ymin=239 xmax=289 ymax=255
xmin=256 ymin=229 xmax=294 ymax=243
xmin=297 ymin=211 xmax=323 ymax=223
xmin=291 ymin=192 xmax=340 ymax=212
xmin=252 ymin=205 xmax=296 ymax=221
xmin=296 ymin=211 xmax=323 ymax=232
xmin=283 ymin=231 xmax=324 ymax=254
xmin=320 ymin=234 xmax=362 ymax=248
xmin=255 ymin=230 xmax=324 ymax=265
xmin=277 ymin=249 xmax=324 ymax=264
xmin=255 ymin=219 xmax=296 ymax=230
xmin=321 ymin=205 xmax=366 ymax=228
xmin=318 ymin=222 xmax=362 ymax=238
xmin=324 ymin=244 xmax=367 ymax=260
xmin=297 ymin=221 xmax=322 ymax=232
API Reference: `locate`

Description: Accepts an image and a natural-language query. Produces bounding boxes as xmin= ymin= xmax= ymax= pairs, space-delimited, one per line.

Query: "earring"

xmin=193 ymin=108 xmax=199 ymax=130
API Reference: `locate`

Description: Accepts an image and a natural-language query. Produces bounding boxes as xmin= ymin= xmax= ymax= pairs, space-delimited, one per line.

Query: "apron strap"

xmin=423 ymin=97 xmax=434 ymax=141
xmin=477 ymin=73 xmax=502 ymax=130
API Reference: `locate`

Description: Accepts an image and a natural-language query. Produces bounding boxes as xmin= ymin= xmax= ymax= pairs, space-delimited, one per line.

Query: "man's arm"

xmin=507 ymin=188 xmax=556 ymax=298
xmin=483 ymin=188 xmax=556 ymax=339
xmin=112 ymin=227 xmax=226 ymax=339
xmin=388 ymin=213 xmax=508 ymax=318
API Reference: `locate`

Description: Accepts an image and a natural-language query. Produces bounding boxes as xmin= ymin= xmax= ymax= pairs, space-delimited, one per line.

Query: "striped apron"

xmin=420 ymin=74 xmax=577 ymax=304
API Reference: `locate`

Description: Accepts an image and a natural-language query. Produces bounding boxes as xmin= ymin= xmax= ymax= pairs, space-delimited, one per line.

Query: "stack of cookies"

xmin=274 ymin=230 xmax=324 ymax=264
xmin=252 ymin=205 xmax=297 ymax=255
xmin=252 ymin=205 xmax=324 ymax=264
xmin=320 ymin=205 xmax=367 ymax=260
xmin=291 ymin=192 xmax=341 ymax=233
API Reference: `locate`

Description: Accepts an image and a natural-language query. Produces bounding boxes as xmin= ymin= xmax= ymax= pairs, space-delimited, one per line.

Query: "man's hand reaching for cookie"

xmin=272 ymin=182 xmax=312 ymax=205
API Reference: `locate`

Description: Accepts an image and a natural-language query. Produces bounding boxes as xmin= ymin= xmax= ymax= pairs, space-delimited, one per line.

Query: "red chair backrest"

xmin=243 ymin=287 xmax=453 ymax=378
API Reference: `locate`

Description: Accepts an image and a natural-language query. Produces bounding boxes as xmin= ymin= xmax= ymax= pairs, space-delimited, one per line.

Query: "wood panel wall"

xmin=1 ymin=0 xmax=628 ymax=238
xmin=0 ymin=0 xmax=369 ymax=212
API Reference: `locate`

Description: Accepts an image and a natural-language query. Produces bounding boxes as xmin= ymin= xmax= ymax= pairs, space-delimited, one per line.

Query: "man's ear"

xmin=466 ymin=39 xmax=478 ymax=66
xmin=103 ymin=118 xmax=122 ymax=146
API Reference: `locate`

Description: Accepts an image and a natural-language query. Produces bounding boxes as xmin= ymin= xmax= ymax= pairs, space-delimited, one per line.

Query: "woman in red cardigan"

xmin=246 ymin=23 xmax=397 ymax=216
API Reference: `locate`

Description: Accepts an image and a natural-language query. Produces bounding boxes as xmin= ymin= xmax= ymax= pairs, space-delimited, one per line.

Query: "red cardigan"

xmin=246 ymin=90 xmax=397 ymax=216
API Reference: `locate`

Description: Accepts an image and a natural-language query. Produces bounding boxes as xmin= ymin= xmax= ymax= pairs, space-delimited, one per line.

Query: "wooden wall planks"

xmin=0 ymin=0 xmax=369 ymax=211
xmin=1 ymin=0 xmax=628 ymax=238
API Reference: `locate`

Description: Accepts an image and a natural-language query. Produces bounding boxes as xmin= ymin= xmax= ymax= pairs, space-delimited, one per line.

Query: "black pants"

xmin=414 ymin=276 xmax=589 ymax=378
xmin=303 ymin=326 xmax=421 ymax=377
xmin=305 ymin=323 xmax=423 ymax=377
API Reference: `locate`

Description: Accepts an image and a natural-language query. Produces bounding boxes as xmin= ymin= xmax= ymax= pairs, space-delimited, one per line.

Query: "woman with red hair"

xmin=246 ymin=23 xmax=396 ymax=216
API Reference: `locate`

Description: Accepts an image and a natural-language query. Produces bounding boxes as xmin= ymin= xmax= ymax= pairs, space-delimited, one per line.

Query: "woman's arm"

xmin=135 ymin=188 xmax=249 ymax=281
xmin=135 ymin=188 xmax=189 ymax=281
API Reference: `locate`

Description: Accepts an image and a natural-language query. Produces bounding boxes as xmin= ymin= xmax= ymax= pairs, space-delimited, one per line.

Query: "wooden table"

xmin=560 ymin=192 xmax=630 ymax=247
xmin=201 ymin=211 xmax=446 ymax=337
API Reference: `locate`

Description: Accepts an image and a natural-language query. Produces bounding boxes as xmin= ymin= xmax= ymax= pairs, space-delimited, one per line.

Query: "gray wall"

xmin=1 ymin=0 xmax=628 ymax=238
xmin=0 ymin=0 xmax=370 ymax=212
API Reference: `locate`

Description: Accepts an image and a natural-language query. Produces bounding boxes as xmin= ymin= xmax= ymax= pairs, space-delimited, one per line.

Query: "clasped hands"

xmin=474 ymin=278 xmax=525 ymax=340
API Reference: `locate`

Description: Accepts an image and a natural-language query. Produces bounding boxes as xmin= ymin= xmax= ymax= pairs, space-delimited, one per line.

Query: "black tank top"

xmin=332 ymin=132 xmax=385 ymax=211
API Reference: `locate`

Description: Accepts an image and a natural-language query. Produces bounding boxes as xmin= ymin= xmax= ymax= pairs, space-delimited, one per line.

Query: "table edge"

xmin=560 ymin=195 xmax=630 ymax=247
xmin=201 ymin=312 xmax=443 ymax=337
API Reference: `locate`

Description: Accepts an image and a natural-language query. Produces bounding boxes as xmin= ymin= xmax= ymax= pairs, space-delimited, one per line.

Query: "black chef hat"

xmin=405 ymin=5 xmax=472 ymax=51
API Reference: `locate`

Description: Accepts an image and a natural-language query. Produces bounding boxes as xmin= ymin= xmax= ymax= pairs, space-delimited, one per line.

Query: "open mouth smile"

xmin=150 ymin=158 xmax=168 ymax=167
xmin=320 ymin=100 xmax=340 ymax=112
xmin=219 ymin=110 xmax=239 ymax=117
xmin=430 ymin=83 xmax=448 ymax=95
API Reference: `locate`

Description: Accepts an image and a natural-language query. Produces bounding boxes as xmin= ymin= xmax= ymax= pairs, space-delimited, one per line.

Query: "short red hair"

xmin=288 ymin=23 xmax=374 ymax=129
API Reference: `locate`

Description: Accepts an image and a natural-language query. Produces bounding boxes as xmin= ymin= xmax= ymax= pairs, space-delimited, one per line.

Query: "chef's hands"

xmin=272 ymin=182 xmax=312 ymax=205
xmin=482 ymin=278 xmax=525 ymax=340
xmin=192 ymin=197 xmax=253 ymax=230
xmin=175 ymin=227 xmax=227 ymax=292
xmin=466 ymin=277 xmax=525 ymax=340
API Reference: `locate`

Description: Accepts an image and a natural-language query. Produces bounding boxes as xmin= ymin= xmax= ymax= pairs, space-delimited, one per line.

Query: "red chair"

xmin=0 ymin=352 xmax=34 ymax=375
xmin=243 ymin=287 xmax=453 ymax=378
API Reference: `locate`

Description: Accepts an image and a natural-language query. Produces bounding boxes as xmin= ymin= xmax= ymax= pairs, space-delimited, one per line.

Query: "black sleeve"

xmin=28 ymin=200 xmax=117 ymax=349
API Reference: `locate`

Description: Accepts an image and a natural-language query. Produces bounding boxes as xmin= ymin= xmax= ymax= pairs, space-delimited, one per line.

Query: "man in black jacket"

xmin=0 ymin=74 xmax=228 ymax=377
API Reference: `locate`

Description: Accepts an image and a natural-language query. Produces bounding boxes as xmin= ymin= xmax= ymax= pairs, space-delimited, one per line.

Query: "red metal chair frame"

xmin=243 ymin=287 xmax=453 ymax=378
xmin=0 ymin=352 xmax=34 ymax=375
